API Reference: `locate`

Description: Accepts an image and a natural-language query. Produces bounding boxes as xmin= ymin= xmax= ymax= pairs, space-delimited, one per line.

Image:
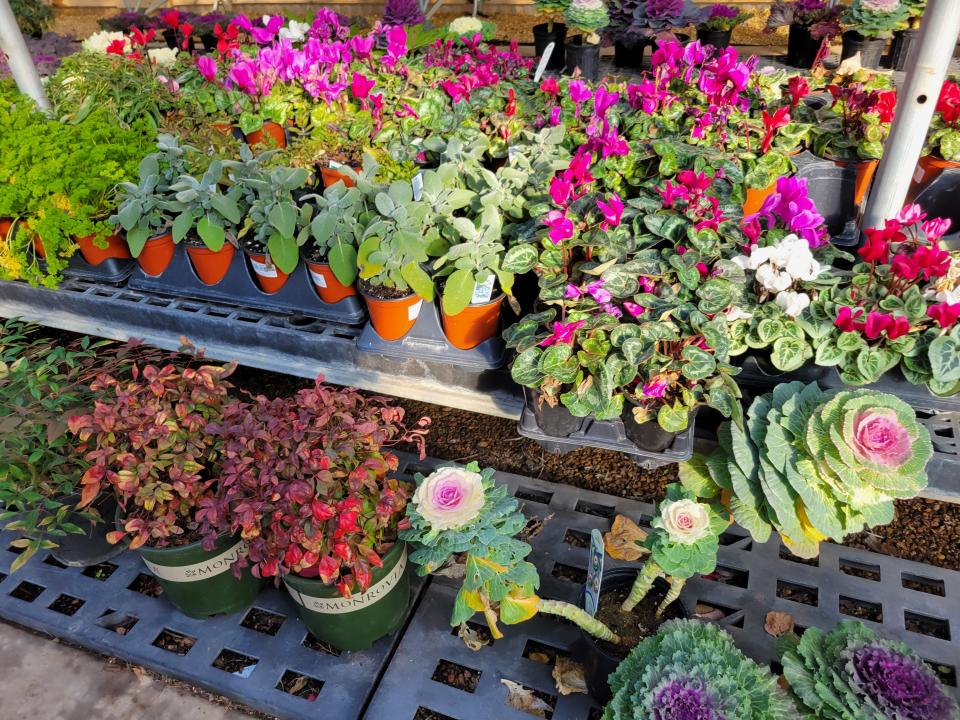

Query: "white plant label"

xmin=507 ymin=146 xmax=519 ymax=165
xmin=534 ymin=43 xmax=554 ymax=83
xmin=412 ymin=171 xmax=425 ymax=201
xmin=328 ymin=160 xmax=345 ymax=170
xmin=249 ymin=257 xmax=278 ymax=278
xmin=913 ymin=165 xmax=925 ymax=184
xmin=408 ymin=299 xmax=423 ymax=321
xmin=584 ymin=530 xmax=605 ymax=616
xmin=471 ymin=275 xmax=495 ymax=304
xmin=142 ymin=540 xmax=249 ymax=583
xmin=309 ymin=268 xmax=328 ymax=288
xmin=285 ymin=550 xmax=407 ymax=614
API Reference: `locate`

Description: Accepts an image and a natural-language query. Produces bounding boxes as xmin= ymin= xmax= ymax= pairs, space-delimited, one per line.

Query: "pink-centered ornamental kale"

xmin=410 ymin=466 xmax=485 ymax=531
xmin=851 ymin=408 xmax=913 ymax=467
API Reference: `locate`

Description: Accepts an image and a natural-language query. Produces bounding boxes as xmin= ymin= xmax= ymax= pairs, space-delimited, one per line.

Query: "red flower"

xmin=874 ymin=91 xmax=897 ymax=124
xmin=129 ymin=26 xmax=155 ymax=48
xmin=505 ymin=88 xmax=516 ymax=117
xmin=858 ymin=231 xmax=890 ymax=264
xmin=937 ymin=80 xmax=960 ymax=125
xmin=106 ymin=39 xmax=126 ymax=56
xmin=760 ymin=106 xmax=791 ymax=154
xmin=885 ymin=315 xmax=911 ymax=340
xmin=159 ymin=9 xmax=181 ymax=29
xmin=214 ymin=22 xmax=239 ymax=56
xmin=835 ymin=306 xmax=865 ymax=333
xmin=864 ymin=311 xmax=892 ymax=340
xmin=787 ymin=76 xmax=810 ymax=109
xmin=927 ymin=302 xmax=960 ymax=328
xmin=180 ymin=21 xmax=194 ymax=50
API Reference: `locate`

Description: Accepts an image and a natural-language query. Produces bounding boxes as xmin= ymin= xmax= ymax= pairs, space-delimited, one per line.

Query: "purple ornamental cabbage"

xmin=382 ymin=0 xmax=425 ymax=27
xmin=849 ymin=644 xmax=956 ymax=720
xmin=652 ymin=677 xmax=723 ymax=719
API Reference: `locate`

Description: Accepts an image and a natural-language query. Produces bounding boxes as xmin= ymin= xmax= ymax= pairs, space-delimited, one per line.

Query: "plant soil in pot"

xmin=532 ymin=22 xmax=567 ymax=70
xmin=304 ymin=258 xmax=357 ymax=304
xmin=245 ymin=249 xmax=290 ymax=293
xmin=529 ymin=389 xmax=582 ymax=437
xmin=138 ymin=530 xmax=263 ymax=618
xmin=579 ymin=569 xmax=687 ymax=704
xmin=359 ymin=278 xmax=423 ymax=341
xmin=245 ymin=121 xmax=287 ymax=150
xmin=185 ymin=239 xmax=235 ymax=285
xmin=135 ymin=232 xmax=175 ymax=276
xmin=840 ymin=30 xmax=885 ymax=70
xmin=564 ymin=36 xmax=600 ymax=81
xmin=786 ymin=23 xmax=818 ymax=68
xmin=283 ymin=541 xmax=410 ymax=651
xmin=76 ymin=233 xmax=130 ymax=266
xmin=696 ymin=28 xmax=732 ymax=49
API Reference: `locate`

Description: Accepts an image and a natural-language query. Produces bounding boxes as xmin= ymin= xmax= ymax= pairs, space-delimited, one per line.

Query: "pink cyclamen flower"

xmin=544 ymin=210 xmax=574 ymax=245
xmin=927 ymin=302 xmax=960 ymax=328
xmin=540 ymin=76 xmax=559 ymax=96
xmin=851 ymin=408 xmax=913 ymax=468
xmin=586 ymin=279 xmax=612 ymax=304
xmin=639 ymin=276 xmax=656 ymax=293
xmin=350 ymin=71 xmax=375 ymax=99
xmin=412 ymin=467 xmax=485 ymax=530
xmin=624 ymin=301 xmax=646 ymax=317
xmin=539 ymin=320 xmax=585 ymax=347
xmin=550 ymin=175 xmax=573 ymax=206
xmin=349 ymin=33 xmax=374 ymax=60
xmin=642 ymin=377 xmax=670 ymax=398
xmin=896 ymin=204 xmax=927 ymax=225
xmin=196 ymin=55 xmax=217 ymax=81
xmin=593 ymin=86 xmax=620 ymax=117
xmin=550 ymin=106 xmax=563 ymax=125
xmin=597 ymin=193 xmax=623 ymax=229
xmin=922 ymin=217 xmax=952 ymax=241
xmin=564 ymin=284 xmax=582 ymax=299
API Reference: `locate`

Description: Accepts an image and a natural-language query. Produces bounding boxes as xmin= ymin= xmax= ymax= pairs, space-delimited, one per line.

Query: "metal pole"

xmin=0 ymin=0 xmax=50 ymax=112
xmin=862 ymin=0 xmax=960 ymax=227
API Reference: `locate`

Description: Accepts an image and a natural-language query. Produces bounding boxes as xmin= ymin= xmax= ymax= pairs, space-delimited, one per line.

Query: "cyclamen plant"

xmin=619 ymin=484 xmax=726 ymax=616
xmin=681 ymin=381 xmax=933 ymax=558
xmin=402 ymin=463 xmax=620 ymax=642
xmin=780 ymin=621 xmax=959 ymax=720
xmin=927 ymin=79 xmax=960 ymax=163
xmin=605 ymin=620 xmax=796 ymax=719
xmin=813 ymin=73 xmax=897 ymax=161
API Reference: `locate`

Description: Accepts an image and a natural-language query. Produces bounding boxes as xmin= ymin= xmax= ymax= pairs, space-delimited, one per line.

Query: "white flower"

xmin=279 ymin=20 xmax=310 ymax=42
xmin=775 ymin=290 xmax=811 ymax=318
xmin=756 ymin=264 xmax=793 ymax=292
xmin=148 ymin=47 xmax=179 ymax=67
xmin=659 ymin=499 xmax=711 ymax=545
xmin=82 ymin=30 xmax=129 ymax=54
xmin=935 ymin=287 xmax=960 ymax=304
xmin=449 ymin=16 xmax=484 ymax=34
xmin=724 ymin=306 xmax=754 ymax=322
xmin=412 ymin=467 xmax=485 ymax=531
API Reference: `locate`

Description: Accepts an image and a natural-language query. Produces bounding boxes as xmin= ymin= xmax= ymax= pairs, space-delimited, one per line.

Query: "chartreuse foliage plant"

xmin=621 ymin=484 xmax=726 ymax=617
xmin=402 ymin=463 xmax=620 ymax=642
xmin=681 ymin=382 xmax=932 ymax=559
xmin=780 ymin=620 xmax=959 ymax=720
xmin=604 ymin=619 xmax=796 ymax=720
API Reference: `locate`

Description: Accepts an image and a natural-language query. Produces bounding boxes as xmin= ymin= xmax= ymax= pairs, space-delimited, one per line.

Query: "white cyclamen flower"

xmin=775 ymin=290 xmax=811 ymax=318
xmin=82 ymin=30 xmax=129 ymax=54
xmin=279 ymin=20 xmax=310 ymax=41
xmin=148 ymin=47 xmax=179 ymax=67
xmin=724 ymin=305 xmax=754 ymax=322
xmin=935 ymin=287 xmax=960 ymax=304
xmin=756 ymin=264 xmax=793 ymax=292
xmin=659 ymin=499 xmax=711 ymax=545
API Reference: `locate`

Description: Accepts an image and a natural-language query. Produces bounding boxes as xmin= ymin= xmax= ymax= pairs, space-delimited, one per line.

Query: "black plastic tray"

xmin=61 ymin=253 xmax=136 ymax=284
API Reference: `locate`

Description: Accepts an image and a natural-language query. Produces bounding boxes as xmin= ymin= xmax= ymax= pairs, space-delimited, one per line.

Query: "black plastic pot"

xmin=200 ymin=32 xmax=217 ymax=53
xmin=49 ymin=493 xmax=125 ymax=567
xmin=786 ymin=23 xmax=818 ymax=68
xmin=564 ymin=36 xmax=601 ymax=81
xmin=887 ymin=28 xmax=918 ymax=70
xmin=577 ymin=569 xmax=691 ymax=704
xmin=161 ymin=28 xmax=178 ymax=50
xmin=696 ymin=28 xmax=732 ymax=49
xmin=622 ymin=402 xmax=689 ymax=452
xmin=613 ymin=39 xmax=647 ymax=69
xmin=841 ymin=31 xmax=886 ymax=69
xmin=529 ymin=389 xmax=582 ymax=437
xmin=915 ymin=170 xmax=960 ymax=250
xmin=533 ymin=22 xmax=567 ymax=70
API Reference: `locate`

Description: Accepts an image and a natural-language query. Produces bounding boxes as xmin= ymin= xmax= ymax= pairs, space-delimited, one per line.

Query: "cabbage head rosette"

xmin=604 ymin=619 xmax=796 ymax=720
xmin=680 ymin=382 xmax=932 ymax=558
xmin=780 ymin=620 xmax=959 ymax=720
xmin=565 ymin=0 xmax=610 ymax=36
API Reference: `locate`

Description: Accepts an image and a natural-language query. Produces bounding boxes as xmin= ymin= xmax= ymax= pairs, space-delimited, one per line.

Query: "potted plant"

xmin=780 ymin=620 xmax=959 ymax=719
xmin=68 ymin=358 xmax=263 ymax=618
xmin=168 ymin=159 xmax=246 ymax=285
xmin=11 ymin=0 xmax=53 ymax=38
xmin=564 ymin=0 xmax=609 ymax=81
xmin=766 ymin=0 xmax=843 ymax=69
xmin=382 ymin=0 xmax=425 ymax=27
xmin=695 ymin=3 xmax=751 ymax=49
xmin=402 ymin=463 xmax=620 ymax=642
xmin=301 ymin=181 xmax=367 ymax=304
xmin=681 ymin=381 xmax=933 ymax=559
xmin=628 ymin=0 xmax=705 ymax=47
xmin=916 ymin=78 xmax=960 ymax=187
xmin=532 ymin=0 xmax=570 ymax=70
xmin=888 ymin=0 xmax=925 ymax=69
xmin=211 ymin=378 xmax=430 ymax=651
xmin=605 ymin=620 xmax=795 ymax=715
xmin=356 ymin=180 xmax=446 ymax=340
xmin=841 ymin=0 xmax=909 ymax=69
xmin=192 ymin=13 xmax=231 ymax=53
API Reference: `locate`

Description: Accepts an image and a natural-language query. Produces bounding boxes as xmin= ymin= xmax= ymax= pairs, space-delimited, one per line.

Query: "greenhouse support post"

xmin=863 ymin=0 xmax=960 ymax=228
xmin=0 ymin=0 xmax=50 ymax=112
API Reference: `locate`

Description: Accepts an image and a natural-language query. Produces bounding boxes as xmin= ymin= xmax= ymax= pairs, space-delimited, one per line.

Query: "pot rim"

xmin=358 ymin=283 xmax=420 ymax=303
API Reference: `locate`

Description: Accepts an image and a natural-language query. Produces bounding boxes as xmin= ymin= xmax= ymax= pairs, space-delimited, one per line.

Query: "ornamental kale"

xmin=604 ymin=619 xmax=796 ymax=720
xmin=681 ymin=381 xmax=932 ymax=558
xmin=632 ymin=0 xmax=705 ymax=35
xmin=780 ymin=620 xmax=959 ymax=720
xmin=565 ymin=0 xmax=610 ymax=38
xmin=698 ymin=4 xmax=752 ymax=32
xmin=844 ymin=0 xmax=910 ymax=39
xmin=382 ymin=0 xmax=425 ymax=27
xmin=620 ymin=484 xmax=726 ymax=616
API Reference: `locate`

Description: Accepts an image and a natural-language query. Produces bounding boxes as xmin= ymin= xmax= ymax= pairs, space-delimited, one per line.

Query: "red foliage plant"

xmin=206 ymin=377 xmax=430 ymax=597
xmin=68 ymin=360 xmax=236 ymax=550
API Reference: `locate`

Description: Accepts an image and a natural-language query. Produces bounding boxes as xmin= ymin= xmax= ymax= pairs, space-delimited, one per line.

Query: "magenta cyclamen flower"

xmin=922 ymin=216 xmax=951 ymax=240
xmin=753 ymin=176 xmax=828 ymax=248
xmin=539 ymin=320 xmax=585 ymax=347
xmin=586 ymin=279 xmax=612 ymax=303
xmin=544 ymin=210 xmax=574 ymax=245
xmin=642 ymin=377 xmax=670 ymax=398
xmin=593 ymin=86 xmax=620 ymax=117
xmin=597 ymin=194 xmax=624 ymax=229
xmin=196 ymin=55 xmax=217 ymax=81
xmin=351 ymin=71 xmax=375 ymax=99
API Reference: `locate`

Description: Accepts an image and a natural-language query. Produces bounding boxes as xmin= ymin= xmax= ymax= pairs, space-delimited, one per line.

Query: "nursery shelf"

xmin=0 ymin=278 xmax=524 ymax=419
xmin=0 ymin=455 xmax=957 ymax=720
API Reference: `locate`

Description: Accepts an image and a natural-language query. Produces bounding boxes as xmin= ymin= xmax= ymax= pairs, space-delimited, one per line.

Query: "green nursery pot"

xmin=138 ymin=531 xmax=263 ymax=619
xmin=282 ymin=541 xmax=410 ymax=652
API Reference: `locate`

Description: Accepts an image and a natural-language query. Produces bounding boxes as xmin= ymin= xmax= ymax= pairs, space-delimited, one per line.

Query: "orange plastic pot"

xmin=742 ymin=180 xmax=776 ymax=216
xmin=76 ymin=233 xmax=130 ymax=265
xmin=211 ymin=121 xmax=235 ymax=136
xmin=0 ymin=218 xmax=11 ymax=240
xmin=305 ymin=260 xmax=357 ymax=304
xmin=360 ymin=287 xmax=423 ymax=341
xmin=832 ymin=158 xmax=879 ymax=206
xmin=914 ymin=154 xmax=960 ymax=189
xmin=321 ymin=166 xmax=360 ymax=188
xmin=136 ymin=233 xmax=175 ymax=276
xmin=186 ymin=243 xmax=235 ymax=285
xmin=246 ymin=251 xmax=290 ymax=293
xmin=441 ymin=295 xmax=505 ymax=350
xmin=245 ymin=121 xmax=286 ymax=149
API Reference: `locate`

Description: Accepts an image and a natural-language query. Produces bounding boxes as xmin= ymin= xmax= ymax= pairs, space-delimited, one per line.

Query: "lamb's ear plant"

xmin=620 ymin=484 xmax=726 ymax=617
xmin=434 ymin=206 xmax=511 ymax=316
xmin=168 ymin=160 xmax=246 ymax=251
xmin=303 ymin=182 xmax=368 ymax=286
xmin=681 ymin=381 xmax=933 ymax=559
xmin=401 ymin=462 xmax=620 ymax=643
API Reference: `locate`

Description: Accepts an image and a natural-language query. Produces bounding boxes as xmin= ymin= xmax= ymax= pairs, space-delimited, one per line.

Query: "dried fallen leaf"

xmin=434 ymin=561 xmax=466 ymax=579
xmin=457 ymin=622 xmax=489 ymax=651
xmin=502 ymin=679 xmax=553 ymax=718
xmin=287 ymin=674 xmax=309 ymax=695
xmin=552 ymin=656 xmax=587 ymax=696
xmin=519 ymin=513 xmax=554 ymax=542
xmin=527 ymin=651 xmax=551 ymax=664
xmin=695 ymin=603 xmax=726 ymax=622
xmin=836 ymin=54 xmax=863 ymax=75
xmin=604 ymin=515 xmax=649 ymax=561
xmin=764 ymin=611 xmax=795 ymax=638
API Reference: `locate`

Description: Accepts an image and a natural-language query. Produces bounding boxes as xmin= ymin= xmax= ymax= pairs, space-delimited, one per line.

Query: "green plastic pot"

xmin=283 ymin=541 xmax=410 ymax=651
xmin=138 ymin=531 xmax=263 ymax=619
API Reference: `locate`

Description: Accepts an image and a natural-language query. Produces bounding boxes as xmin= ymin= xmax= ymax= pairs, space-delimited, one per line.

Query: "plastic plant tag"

xmin=913 ymin=165 xmax=925 ymax=184
xmin=471 ymin=275 xmax=495 ymax=304
xmin=329 ymin=160 xmax=344 ymax=170
xmin=412 ymin=171 xmax=425 ymax=201
xmin=309 ymin=267 xmax=327 ymax=288
xmin=249 ymin=257 xmax=278 ymax=278
xmin=408 ymin=299 xmax=423 ymax=321
xmin=584 ymin=529 xmax=604 ymax=616
xmin=534 ymin=43 xmax=554 ymax=83
xmin=507 ymin=146 xmax=519 ymax=165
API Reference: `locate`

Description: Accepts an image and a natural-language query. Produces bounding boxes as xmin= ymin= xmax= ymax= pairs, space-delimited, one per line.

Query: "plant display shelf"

xmin=0 ymin=277 xmax=524 ymax=419
xmin=1 ymin=456 xmax=957 ymax=720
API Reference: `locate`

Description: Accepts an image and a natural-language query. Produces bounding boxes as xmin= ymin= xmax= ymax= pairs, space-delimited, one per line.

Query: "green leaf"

xmin=197 ymin=215 xmax=225 ymax=252
xmin=442 ymin=268 xmax=475 ymax=316
xmin=658 ymin=402 xmax=690 ymax=433
xmin=210 ymin=193 xmax=242 ymax=224
xmin=267 ymin=233 xmax=298 ymax=274
xmin=511 ymin=347 xmax=543 ymax=386
xmin=126 ymin=226 xmax=149 ymax=258
xmin=400 ymin=262 xmax=435 ymax=301
xmin=539 ymin=344 xmax=578 ymax=383
xmin=771 ymin=337 xmax=807 ymax=372
xmin=681 ymin=346 xmax=717 ymax=380
xmin=501 ymin=244 xmax=538 ymax=273
xmin=268 ymin=202 xmax=297 ymax=239
xmin=328 ymin=242 xmax=358 ymax=286
xmin=929 ymin=336 xmax=960 ymax=383
xmin=171 ymin=211 xmax=193 ymax=244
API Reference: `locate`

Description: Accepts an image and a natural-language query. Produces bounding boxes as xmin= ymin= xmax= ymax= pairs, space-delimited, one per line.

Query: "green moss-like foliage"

xmin=604 ymin=619 xmax=796 ymax=719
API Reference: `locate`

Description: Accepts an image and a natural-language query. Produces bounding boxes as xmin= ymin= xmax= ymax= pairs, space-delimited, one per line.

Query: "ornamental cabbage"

xmin=565 ymin=0 xmax=610 ymax=35
xmin=680 ymin=382 xmax=932 ymax=558
xmin=604 ymin=619 xmax=796 ymax=720
xmin=780 ymin=620 xmax=959 ymax=720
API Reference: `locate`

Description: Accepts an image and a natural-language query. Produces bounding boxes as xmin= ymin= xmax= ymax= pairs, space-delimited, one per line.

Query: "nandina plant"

xmin=209 ymin=378 xmax=429 ymax=597
xmin=67 ymin=358 xmax=236 ymax=549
